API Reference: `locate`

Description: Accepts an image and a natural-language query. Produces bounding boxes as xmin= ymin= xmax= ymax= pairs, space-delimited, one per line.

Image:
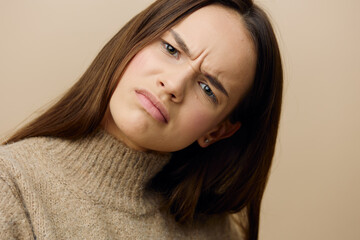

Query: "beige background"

xmin=1 ymin=0 xmax=359 ymax=239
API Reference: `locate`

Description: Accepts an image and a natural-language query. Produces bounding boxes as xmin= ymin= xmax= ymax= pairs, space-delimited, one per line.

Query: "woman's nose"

xmin=157 ymin=64 xmax=195 ymax=103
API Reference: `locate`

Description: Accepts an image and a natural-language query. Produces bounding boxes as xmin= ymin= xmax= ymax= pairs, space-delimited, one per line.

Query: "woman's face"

xmin=103 ymin=4 xmax=256 ymax=152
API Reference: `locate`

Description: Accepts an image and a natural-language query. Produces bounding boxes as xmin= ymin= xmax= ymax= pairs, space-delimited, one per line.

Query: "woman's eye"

xmin=162 ymin=41 xmax=179 ymax=58
xmin=199 ymin=82 xmax=218 ymax=103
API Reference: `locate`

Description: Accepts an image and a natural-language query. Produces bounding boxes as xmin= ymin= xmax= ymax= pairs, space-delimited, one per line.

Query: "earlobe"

xmin=197 ymin=136 xmax=212 ymax=148
xmin=197 ymin=120 xmax=241 ymax=148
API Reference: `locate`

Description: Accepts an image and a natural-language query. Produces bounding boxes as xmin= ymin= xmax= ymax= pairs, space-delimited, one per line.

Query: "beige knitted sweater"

xmin=0 ymin=129 xmax=242 ymax=239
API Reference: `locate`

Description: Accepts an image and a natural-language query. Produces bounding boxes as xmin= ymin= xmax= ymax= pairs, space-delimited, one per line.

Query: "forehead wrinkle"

xmin=170 ymin=27 xmax=230 ymax=98
xmin=198 ymin=57 xmax=229 ymax=98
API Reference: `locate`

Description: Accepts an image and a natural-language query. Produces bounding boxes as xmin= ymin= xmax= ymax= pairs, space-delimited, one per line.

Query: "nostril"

xmin=171 ymin=94 xmax=176 ymax=98
xmin=160 ymin=81 xmax=165 ymax=87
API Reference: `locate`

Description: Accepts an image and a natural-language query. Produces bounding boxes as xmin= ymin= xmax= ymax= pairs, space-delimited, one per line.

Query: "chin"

xmin=151 ymin=141 xmax=194 ymax=153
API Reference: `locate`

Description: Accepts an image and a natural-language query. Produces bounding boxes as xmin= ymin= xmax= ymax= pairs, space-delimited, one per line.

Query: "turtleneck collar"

xmin=38 ymin=129 xmax=171 ymax=215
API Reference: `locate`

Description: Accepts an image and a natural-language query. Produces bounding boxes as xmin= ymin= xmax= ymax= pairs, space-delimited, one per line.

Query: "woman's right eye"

xmin=162 ymin=41 xmax=179 ymax=59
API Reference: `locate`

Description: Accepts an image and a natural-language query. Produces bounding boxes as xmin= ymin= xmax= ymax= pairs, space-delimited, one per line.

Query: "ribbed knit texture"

xmin=0 ymin=129 xmax=242 ymax=239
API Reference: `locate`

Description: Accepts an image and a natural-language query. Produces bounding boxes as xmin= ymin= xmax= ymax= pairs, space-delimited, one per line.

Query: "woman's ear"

xmin=197 ymin=120 xmax=241 ymax=148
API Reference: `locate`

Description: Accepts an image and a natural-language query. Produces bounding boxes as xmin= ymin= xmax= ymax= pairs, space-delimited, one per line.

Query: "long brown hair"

xmin=4 ymin=1 xmax=283 ymax=239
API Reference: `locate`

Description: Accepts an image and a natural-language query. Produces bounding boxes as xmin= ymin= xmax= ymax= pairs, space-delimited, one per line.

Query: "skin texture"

xmin=102 ymin=4 xmax=256 ymax=152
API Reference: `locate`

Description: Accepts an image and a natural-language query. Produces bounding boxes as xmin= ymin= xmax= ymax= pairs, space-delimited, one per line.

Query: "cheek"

xmin=179 ymin=107 xmax=219 ymax=138
xmin=128 ymin=51 xmax=147 ymax=69
xmin=125 ymin=46 xmax=160 ymax=76
xmin=112 ymin=49 xmax=154 ymax=94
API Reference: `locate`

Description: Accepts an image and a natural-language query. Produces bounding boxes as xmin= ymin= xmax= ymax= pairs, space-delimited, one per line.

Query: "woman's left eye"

xmin=199 ymin=82 xmax=218 ymax=103
xmin=162 ymin=41 xmax=179 ymax=58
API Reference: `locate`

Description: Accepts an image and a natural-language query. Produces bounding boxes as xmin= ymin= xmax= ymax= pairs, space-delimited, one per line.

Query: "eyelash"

xmin=162 ymin=41 xmax=180 ymax=59
xmin=161 ymin=40 xmax=218 ymax=104
xmin=199 ymin=82 xmax=218 ymax=104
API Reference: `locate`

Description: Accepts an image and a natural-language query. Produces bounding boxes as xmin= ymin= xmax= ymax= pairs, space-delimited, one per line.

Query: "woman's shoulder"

xmin=0 ymin=137 xmax=50 ymax=240
xmin=0 ymin=136 xmax=60 ymax=208
xmin=0 ymin=136 xmax=49 ymax=160
xmin=0 ymin=136 xmax=54 ymax=184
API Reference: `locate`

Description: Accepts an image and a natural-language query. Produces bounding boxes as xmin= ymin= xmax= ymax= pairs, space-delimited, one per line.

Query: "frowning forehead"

xmin=167 ymin=4 xmax=256 ymax=102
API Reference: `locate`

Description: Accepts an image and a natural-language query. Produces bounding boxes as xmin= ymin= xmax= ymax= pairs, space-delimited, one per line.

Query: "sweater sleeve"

xmin=0 ymin=167 xmax=35 ymax=240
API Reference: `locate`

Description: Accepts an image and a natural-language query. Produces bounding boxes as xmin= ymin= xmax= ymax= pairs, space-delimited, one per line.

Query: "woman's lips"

xmin=135 ymin=89 xmax=169 ymax=123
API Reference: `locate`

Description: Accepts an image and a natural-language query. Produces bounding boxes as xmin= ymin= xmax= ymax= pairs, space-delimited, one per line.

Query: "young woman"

xmin=0 ymin=0 xmax=282 ymax=239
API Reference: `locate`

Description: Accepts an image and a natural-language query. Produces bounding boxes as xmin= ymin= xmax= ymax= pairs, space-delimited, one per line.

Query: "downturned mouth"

xmin=135 ymin=89 xmax=169 ymax=123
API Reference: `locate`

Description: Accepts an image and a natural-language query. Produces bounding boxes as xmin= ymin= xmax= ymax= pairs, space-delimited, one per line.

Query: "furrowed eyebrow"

xmin=205 ymin=74 xmax=229 ymax=98
xmin=169 ymin=29 xmax=229 ymax=98
xmin=169 ymin=29 xmax=191 ymax=57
